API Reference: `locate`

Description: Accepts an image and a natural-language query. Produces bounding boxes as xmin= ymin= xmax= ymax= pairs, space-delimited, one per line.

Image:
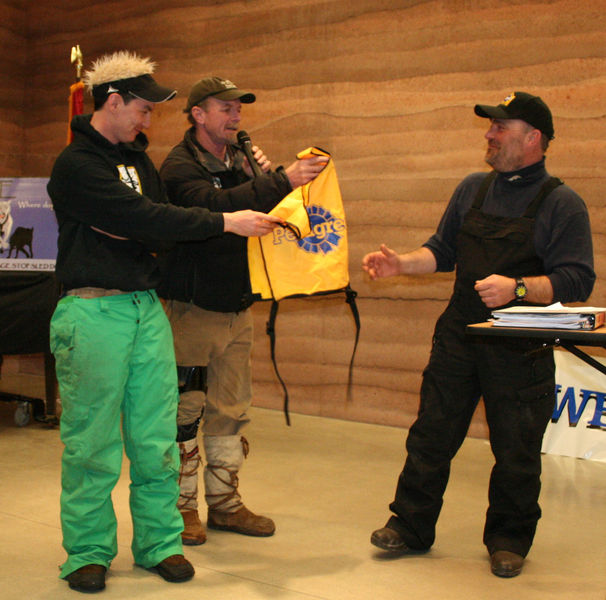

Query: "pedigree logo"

xmin=271 ymin=205 xmax=345 ymax=254
xmin=298 ymin=205 xmax=345 ymax=254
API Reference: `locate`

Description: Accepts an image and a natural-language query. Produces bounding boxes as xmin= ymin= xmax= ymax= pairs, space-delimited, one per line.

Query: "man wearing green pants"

xmin=48 ymin=50 xmax=280 ymax=594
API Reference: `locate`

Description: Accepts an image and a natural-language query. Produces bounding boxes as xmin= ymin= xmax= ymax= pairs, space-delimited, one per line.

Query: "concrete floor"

xmin=0 ymin=393 xmax=605 ymax=600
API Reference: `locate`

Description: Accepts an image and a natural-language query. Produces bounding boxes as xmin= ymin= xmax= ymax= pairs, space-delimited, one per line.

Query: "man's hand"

xmin=362 ymin=244 xmax=401 ymax=279
xmin=363 ymin=245 xmax=436 ymax=279
xmin=243 ymin=145 xmax=272 ymax=177
xmin=475 ymin=273 xmax=554 ymax=307
xmin=223 ymin=210 xmax=283 ymax=237
xmin=474 ymin=274 xmax=515 ymax=308
xmin=284 ymin=155 xmax=329 ymax=189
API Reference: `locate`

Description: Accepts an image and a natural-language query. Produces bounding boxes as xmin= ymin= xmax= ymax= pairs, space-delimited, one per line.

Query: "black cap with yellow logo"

xmin=474 ymin=91 xmax=554 ymax=140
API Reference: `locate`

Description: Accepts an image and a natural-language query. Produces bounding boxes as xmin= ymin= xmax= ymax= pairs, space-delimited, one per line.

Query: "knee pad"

xmin=177 ymin=365 xmax=208 ymax=395
xmin=177 ymin=418 xmax=201 ymax=443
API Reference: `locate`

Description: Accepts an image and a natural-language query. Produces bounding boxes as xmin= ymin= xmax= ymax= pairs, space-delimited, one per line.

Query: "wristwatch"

xmin=514 ymin=277 xmax=527 ymax=301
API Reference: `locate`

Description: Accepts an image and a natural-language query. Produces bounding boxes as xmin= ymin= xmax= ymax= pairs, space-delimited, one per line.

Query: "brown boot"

xmin=178 ymin=438 xmax=205 ymax=545
xmin=490 ymin=550 xmax=524 ymax=578
xmin=207 ymin=505 xmax=275 ymax=537
xmin=204 ymin=435 xmax=275 ymax=537
xmin=153 ymin=554 xmax=195 ymax=582
xmin=180 ymin=509 xmax=207 ymax=545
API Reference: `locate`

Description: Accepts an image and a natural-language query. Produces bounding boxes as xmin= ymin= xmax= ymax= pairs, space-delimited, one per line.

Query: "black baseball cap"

xmin=474 ymin=91 xmax=554 ymax=140
xmin=184 ymin=77 xmax=256 ymax=112
xmin=93 ymin=74 xmax=177 ymax=104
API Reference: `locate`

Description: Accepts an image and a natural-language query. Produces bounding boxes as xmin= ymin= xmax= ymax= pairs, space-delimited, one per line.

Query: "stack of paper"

xmin=490 ymin=302 xmax=606 ymax=330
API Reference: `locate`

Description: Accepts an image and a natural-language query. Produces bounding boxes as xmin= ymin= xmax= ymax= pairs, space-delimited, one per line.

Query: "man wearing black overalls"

xmin=362 ymin=92 xmax=595 ymax=578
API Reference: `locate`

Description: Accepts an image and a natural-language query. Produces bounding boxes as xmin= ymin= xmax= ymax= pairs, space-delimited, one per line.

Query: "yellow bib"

xmin=248 ymin=147 xmax=349 ymax=300
xmin=247 ymin=148 xmax=359 ymax=425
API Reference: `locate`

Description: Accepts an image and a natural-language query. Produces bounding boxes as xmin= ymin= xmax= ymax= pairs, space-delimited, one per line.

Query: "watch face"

xmin=515 ymin=283 xmax=527 ymax=299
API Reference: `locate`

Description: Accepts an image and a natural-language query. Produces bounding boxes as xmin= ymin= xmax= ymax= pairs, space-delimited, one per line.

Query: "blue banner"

xmin=0 ymin=177 xmax=56 ymax=271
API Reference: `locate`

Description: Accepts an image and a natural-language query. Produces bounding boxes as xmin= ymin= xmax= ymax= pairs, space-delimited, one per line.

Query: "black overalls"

xmin=387 ymin=173 xmax=561 ymax=557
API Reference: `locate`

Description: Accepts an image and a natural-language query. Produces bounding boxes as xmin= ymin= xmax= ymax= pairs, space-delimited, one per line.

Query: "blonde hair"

xmin=83 ymin=51 xmax=156 ymax=92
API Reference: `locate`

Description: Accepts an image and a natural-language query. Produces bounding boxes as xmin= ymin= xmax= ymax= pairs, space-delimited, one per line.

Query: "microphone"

xmin=237 ymin=130 xmax=263 ymax=178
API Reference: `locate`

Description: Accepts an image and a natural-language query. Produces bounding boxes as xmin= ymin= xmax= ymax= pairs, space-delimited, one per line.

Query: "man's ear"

xmin=106 ymin=93 xmax=124 ymax=111
xmin=529 ymin=128 xmax=542 ymax=144
xmin=190 ymin=106 xmax=205 ymax=125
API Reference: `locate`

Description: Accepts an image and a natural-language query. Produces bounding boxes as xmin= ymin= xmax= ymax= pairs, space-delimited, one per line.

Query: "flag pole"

xmin=70 ymin=44 xmax=83 ymax=81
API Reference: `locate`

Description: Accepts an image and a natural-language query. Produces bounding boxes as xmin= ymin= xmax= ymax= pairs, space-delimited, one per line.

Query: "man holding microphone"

xmin=158 ymin=77 xmax=327 ymax=545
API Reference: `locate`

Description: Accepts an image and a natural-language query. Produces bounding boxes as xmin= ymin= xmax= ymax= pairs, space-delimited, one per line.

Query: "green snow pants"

xmin=50 ymin=290 xmax=184 ymax=578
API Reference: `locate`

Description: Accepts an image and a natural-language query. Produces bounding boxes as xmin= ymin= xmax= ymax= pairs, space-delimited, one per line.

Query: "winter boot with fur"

xmin=177 ymin=437 xmax=207 ymax=545
xmin=204 ymin=435 xmax=275 ymax=537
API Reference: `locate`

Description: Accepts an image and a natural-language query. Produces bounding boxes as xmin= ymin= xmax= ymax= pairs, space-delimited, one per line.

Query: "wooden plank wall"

xmin=0 ymin=1 xmax=26 ymax=175
xmin=3 ymin=0 xmax=606 ymax=436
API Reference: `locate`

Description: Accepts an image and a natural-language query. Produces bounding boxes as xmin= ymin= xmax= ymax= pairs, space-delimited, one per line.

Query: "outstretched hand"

xmin=223 ymin=210 xmax=284 ymax=237
xmin=362 ymin=244 xmax=401 ymax=279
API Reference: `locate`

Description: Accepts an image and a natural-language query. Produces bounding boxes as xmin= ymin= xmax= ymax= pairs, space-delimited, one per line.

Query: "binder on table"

xmin=490 ymin=303 xmax=606 ymax=330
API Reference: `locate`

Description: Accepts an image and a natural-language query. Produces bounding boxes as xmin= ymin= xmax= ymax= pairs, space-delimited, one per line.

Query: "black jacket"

xmin=157 ymin=127 xmax=292 ymax=312
xmin=48 ymin=115 xmax=224 ymax=292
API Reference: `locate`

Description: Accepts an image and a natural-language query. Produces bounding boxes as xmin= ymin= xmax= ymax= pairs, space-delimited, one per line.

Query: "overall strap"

xmin=523 ymin=176 xmax=563 ymax=218
xmin=472 ymin=171 xmax=563 ymax=216
xmin=472 ymin=171 xmax=497 ymax=209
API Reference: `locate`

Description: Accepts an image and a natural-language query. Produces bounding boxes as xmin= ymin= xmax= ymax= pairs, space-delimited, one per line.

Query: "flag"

xmin=67 ymin=80 xmax=84 ymax=145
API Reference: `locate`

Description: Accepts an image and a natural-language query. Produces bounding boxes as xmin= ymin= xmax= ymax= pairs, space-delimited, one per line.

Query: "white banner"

xmin=542 ymin=349 xmax=606 ymax=462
